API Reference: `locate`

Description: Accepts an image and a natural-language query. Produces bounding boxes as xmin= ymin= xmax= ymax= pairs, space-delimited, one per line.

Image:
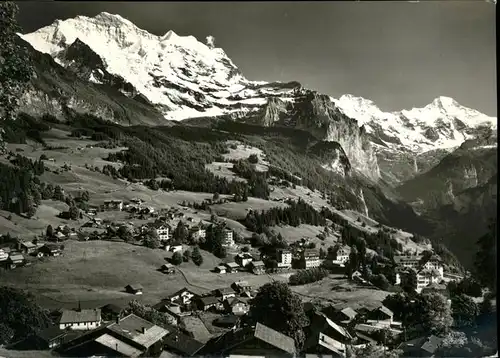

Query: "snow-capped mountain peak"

xmin=20 ymin=12 xmax=264 ymax=120
xmin=333 ymin=94 xmax=497 ymax=154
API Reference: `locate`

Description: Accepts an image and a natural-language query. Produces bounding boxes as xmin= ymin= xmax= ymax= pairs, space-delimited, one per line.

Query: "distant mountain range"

xmin=14 ymin=12 xmax=497 ymax=267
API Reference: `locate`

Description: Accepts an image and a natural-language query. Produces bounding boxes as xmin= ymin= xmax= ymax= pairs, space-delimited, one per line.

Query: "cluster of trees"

xmin=383 ymin=292 xmax=453 ymax=339
xmin=243 ymin=198 xmax=326 ymax=233
xmin=447 ymin=278 xmax=483 ymax=298
xmin=125 ymin=300 xmax=176 ymax=329
xmin=0 ymin=286 xmax=51 ymax=345
xmin=199 ymin=223 xmax=228 ymax=258
xmin=0 ymin=156 xmax=45 ymax=217
xmin=289 ymin=267 xmax=329 ymax=286
xmin=231 ymin=159 xmax=270 ymax=199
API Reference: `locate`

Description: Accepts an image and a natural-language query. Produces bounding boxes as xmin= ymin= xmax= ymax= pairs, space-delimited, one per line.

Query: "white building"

xmin=277 ymin=249 xmax=292 ymax=268
xmin=235 ymin=253 xmax=254 ymax=268
xmin=190 ymin=226 xmax=206 ymax=240
xmin=222 ymin=229 xmax=234 ymax=247
xmin=59 ymin=308 xmax=102 ymax=331
xmin=0 ymin=249 xmax=8 ymax=261
xmin=394 ymin=254 xmax=444 ymax=279
xmin=301 ymin=249 xmax=321 ymax=269
xmin=335 ymin=247 xmax=350 ymax=264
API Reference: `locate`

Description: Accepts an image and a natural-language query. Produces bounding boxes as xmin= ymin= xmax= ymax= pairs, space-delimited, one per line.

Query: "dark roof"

xmin=217 ymin=287 xmax=236 ymax=295
xmin=170 ymin=287 xmax=195 ymax=298
xmin=42 ymin=244 xmax=61 ymax=251
xmin=101 ymin=303 xmax=125 ymax=314
xmin=303 ymin=249 xmax=320 ymax=257
xmin=107 ymin=314 xmax=170 ymax=349
xmin=37 ymin=326 xmax=66 ymax=342
xmin=198 ymin=296 xmax=219 ymax=306
xmin=163 ymin=332 xmax=205 ymax=356
xmin=376 ymin=305 xmax=393 ymax=317
xmin=254 ymin=322 xmax=296 ymax=355
xmin=398 ymin=335 xmax=443 ymax=354
xmin=340 ymin=307 xmax=358 ymax=320
xmin=226 ymin=298 xmax=246 ymax=307
xmin=214 ymin=315 xmax=240 ymax=326
xmin=59 ymin=309 xmax=101 ymax=324
xmin=125 ymin=284 xmax=143 ymax=291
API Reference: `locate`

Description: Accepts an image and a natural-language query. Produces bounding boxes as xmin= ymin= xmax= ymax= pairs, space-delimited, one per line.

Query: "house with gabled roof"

xmin=195 ymin=295 xmax=219 ymax=311
xmin=215 ymin=287 xmax=237 ymax=301
xmin=397 ymin=335 xmax=444 ymax=357
xmin=202 ymin=322 xmax=296 ymax=357
xmin=6 ymin=252 xmax=25 ymax=269
xmin=59 ymin=308 xmax=102 ymax=331
xmin=19 ymin=240 xmax=37 ymax=255
xmin=163 ymin=331 xmax=205 ymax=357
xmin=168 ymin=287 xmax=197 ymax=305
xmin=303 ymin=311 xmax=352 ymax=357
xmin=366 ymin=305 xmax=394 ymax=325
xmin=125 ymin=283 xmax=144 ymax=295
xmin=223 ymin=298 xmax=249 ymax=316
xmin=250 ymin=260 xmax=266 ymax=275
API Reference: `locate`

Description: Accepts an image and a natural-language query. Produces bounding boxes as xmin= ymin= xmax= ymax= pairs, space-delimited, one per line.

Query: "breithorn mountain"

xmin=19 ymin=12 xmax=497 ymax=183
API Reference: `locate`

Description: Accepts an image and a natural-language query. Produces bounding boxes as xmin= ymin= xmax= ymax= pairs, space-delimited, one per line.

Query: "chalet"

xmin=213 ymin=315 xmax=241 ymax=329
xmin=59 ymin=308 xmax=102 ymax=330
xmin=215 ymin=287 xmax=237 ymax=301
xmin=324 ymin=306 xmax=358 ymax=325
xmin=169 ymin=287 xmax=197 ymax=305
xmin=394 ymin=254 xmax=444 ymax=279
xmin=235 ymin=252 xmax=254 ymax=268
xmin=104 ymin=200 xmax=123 ymax=211
xmin=33 ymin=326 xmax=68 ymax=349
xmin=19 ymin=241 xmax=37 ymax=255
xmin=366 ymin=305 xmax=394 ymax=326
xmin=125 ymin=283 xmax=144 ymax=295
xmin=196 ymin=295 xmax=219 ymax=311
xmin=416 ymin=268 xmax=442 ymax=290
xmin=163 ymin=332 xmax=205 ymax=357
xmin=224 ymin=262 xmax=240 ymax=273
xmin=167 ymin=244 xmax=183 ymax=253
xmin=223 ymin=298 xmax=249 ymax=316
xmin=161 ymin=263 xmax=176 ymax=274
xmin=231 ymin=280 xmax=252 ymax=294
xmin=355 ymin=324 xmax=402 ymax=345
xmin=38 ymin=244 xmax=62 ymax=257
xmin=397 ymin=335 xmax=443 ymax=357
xmin=303 ymin=311 xmax=352 ymax=356
xmin=222 ymin=229 xmax=234 ymax=247
xmin=0 ymin=249 xmax=9 ymax=261
xmin=202 ymin=322 xmax=296 ymax=357
xmin=152 ymin=301 xmax=183 ymax=324
xmin=54 ymin=231 xmax=66 ymax=241
xmin=87 ymin=208 xmax=97 ymax=216
xmin=334 ymin=247 xmax=350 ymax=264
xmin=250 ymin=260 xmax=266 ymax=275
xmin=190 ymin=226 xmax=206 ymax=240
xmin=89 ymin=314 xmax=169 ymax=357
xmin=277 ymin=249 xmax=293 ymax=269
xmin=215 ymin=265 xmax=227 ymax=274
xmin=181 ymin=316 xmax=212 ymax=343
xmin=149 ymin=222 xmax=171 ymax=241
xmin=301 ymin=249 xmax=321 ymax=269
xmin=7 ymin=253 xmax=25 ymax=269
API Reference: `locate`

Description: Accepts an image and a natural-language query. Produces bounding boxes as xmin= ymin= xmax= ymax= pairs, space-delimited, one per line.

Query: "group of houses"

xmin=0 ymin=240 xmax=64 ymax=270
xmin=393 ymin=254 xmax=446 ymax=291
xmin=18 ymin=281 xmax=446 ymax=358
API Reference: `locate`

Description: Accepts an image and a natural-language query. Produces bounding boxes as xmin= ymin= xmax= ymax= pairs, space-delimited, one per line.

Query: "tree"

xmin=401 ymin=269 xmax=418 ymax=293
xmin=451 ymin=294 xmax=479 ymax=328
xmin=53 ymin=185 xmax=65 ymax=201
xmin=143 ymin=230 xmax=160 ymax=249
xmin=0 ymin=286 xmax=51 ymax=345
xmin=183 ymin=249 xmax=191 ymax=262
xmin=371 ymin=273 xmax=390 ymax=291
xmin=126 ymin=300 xmax=176 ymax=329
xmin=212 ymin=192 xmax=220 ymax=201
xmin=117 ymin=225 xmax=133 ymax=242
xmin=191 ymin=246 xmax=203 ymax=266
xmin=173 ymin=221 xmax=188 ymax=243
xmin=474 ymin=219 xmax=496 ymax=292
xmin=249 ymin=281 xmax=308 ymax=350
xmin=171 ymin=251 xmax=183 ymax=265
xmin=26 ymin=200 xmax=36 ymax=218
xmin=69 ymin=205 xmax=79 ymax=220
xmin=349 ymin=344 xmax=402 ymax=358
xmin=0 ymin=2 xmax=33 ymax=136
xmin=248 ymin=154 xmax=259 ymax=164
xmin=417 ymin=292 xmax=453 ymax=336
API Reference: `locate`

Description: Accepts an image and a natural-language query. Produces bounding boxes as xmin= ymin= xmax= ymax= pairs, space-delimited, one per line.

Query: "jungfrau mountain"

xmin=15 ymin=12 xmax=497 ymax=266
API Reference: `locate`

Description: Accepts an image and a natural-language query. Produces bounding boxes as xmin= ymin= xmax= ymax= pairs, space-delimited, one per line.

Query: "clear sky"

xmin=17 ymin=1 xmax=497 ymax=116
